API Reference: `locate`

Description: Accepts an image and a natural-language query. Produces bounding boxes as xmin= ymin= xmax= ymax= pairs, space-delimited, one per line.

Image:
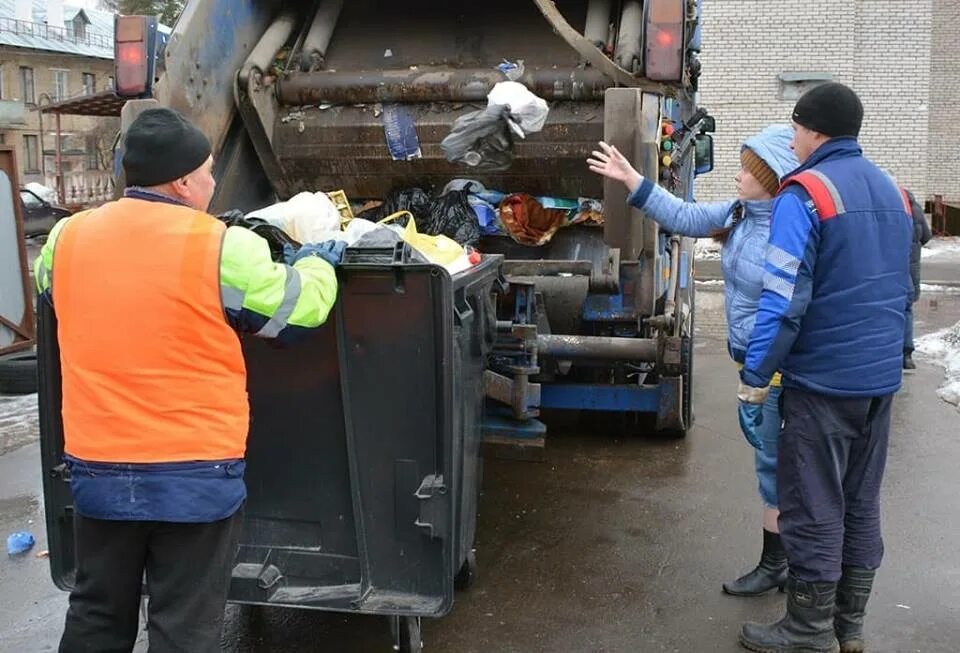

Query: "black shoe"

xmin=835 ymin=567 xmax=875 ymax=653
xmin=740 ymin=574 xmax=840 ymax=653
xmin=903 ymin=353 xmax=916 ymax=370
xmin=723 ymin=529 xmax=788 ymax=597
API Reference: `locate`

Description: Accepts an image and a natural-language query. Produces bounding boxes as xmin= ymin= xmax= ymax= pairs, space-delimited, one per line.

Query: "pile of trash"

xmin=236 ymin=182 xmax=603 ymax=272
xmin=240 ymin=189 xmax=482 ymax=275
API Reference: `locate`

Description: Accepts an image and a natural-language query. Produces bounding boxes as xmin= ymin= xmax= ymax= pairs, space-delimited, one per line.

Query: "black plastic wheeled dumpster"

xmin=37 ymin=244 xmax=503 ymax=652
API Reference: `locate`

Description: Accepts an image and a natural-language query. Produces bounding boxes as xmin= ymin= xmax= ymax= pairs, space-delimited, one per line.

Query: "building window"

xmin=51 ymin=69 xmax=69 ymax=101
xmin=106 ymin=76 xmax=115 ymax=90
xmin=0 ymin=64 xmax=5 ymax=100
xmin=82 ymin=73 xmax=95 ymax=95
xmin=778 ymin=72 xmax=833 ymax=101
xmin=20 ymin=66 xmax=34 ymax=104
xmin=23 ymin=135 xmax=39 ymax=172
xmin=73 ymin=16 xmax=87 ymax=41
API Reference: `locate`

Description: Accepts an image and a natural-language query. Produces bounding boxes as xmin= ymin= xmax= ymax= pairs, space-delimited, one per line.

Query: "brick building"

xmin=0 ymin=0 xmax=116 ymax=196
xmin=695 ymin=0 xmax=958 ymax=203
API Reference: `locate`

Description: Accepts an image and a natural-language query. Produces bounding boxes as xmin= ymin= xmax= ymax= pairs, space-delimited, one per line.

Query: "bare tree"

xmin=99 ymin=0 xmax=185 ymax=25
xmin=85 ymin=117 xmax=122 ymax=174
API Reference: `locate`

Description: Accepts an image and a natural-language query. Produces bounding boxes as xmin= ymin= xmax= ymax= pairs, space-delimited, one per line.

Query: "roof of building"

xmin=38 ymin=87 xmax=122 ymax=115
xmin=0 ymin=1 xmax=116 ymax=60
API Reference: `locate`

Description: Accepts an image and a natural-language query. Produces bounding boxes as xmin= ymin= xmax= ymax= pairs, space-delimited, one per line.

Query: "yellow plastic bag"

xmin=378 ymin=211 xmax=465 ymax=267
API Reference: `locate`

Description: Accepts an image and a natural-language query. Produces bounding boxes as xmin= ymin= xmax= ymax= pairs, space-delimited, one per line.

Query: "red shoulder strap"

xmin=779 ymin=170 xmax=844 ymax=221
xmin=898 ymin=187 xmax=913 ymax=215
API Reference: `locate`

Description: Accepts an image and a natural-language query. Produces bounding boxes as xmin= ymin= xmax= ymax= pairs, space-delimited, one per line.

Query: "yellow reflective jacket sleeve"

xmin=34 ymin=217 xmax=73 ymax=297
xmin=219 ymin=226 xmax=339 ymax=339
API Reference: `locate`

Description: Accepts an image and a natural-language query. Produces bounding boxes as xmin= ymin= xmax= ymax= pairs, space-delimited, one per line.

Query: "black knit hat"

xmin=122 ymin=108 xmax=212 ymax=187
xmin=792 ymin=82 xmax=864 ymax=138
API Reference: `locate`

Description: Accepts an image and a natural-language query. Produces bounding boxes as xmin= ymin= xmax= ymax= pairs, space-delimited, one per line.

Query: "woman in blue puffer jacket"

xmin=588 ymin=124 xmax=799 ymax=597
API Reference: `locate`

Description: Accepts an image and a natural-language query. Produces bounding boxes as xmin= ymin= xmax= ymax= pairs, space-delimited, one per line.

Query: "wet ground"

xmin=1 ymin=262 xmax=958 ymax=652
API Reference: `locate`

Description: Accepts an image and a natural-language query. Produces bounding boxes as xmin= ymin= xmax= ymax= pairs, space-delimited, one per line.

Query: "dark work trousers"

xmin=59 ymin=509 xmax=243 ymax=653
xmin=776 ymin=388 xmax=892 ymax=583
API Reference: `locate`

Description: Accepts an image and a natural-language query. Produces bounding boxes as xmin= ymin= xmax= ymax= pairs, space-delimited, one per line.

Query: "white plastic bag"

xmin=248 ymin=192 xmax=342 ymax=242
xmin=486 ymin=81 xmax=549 ymax=135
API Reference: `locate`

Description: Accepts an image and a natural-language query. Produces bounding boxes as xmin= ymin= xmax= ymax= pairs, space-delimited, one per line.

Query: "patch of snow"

xmin=919 ymin=283 xmax=960 ymax=294
xmin=695 ymin=279 xmax=725 ymax=287
xmin=695 ymin=238 xmax=721 ymax=261
xmin=915 ymin=321 xmax=960 ymax=409
xmin=921 ymin=237 xmax=960 ymax=259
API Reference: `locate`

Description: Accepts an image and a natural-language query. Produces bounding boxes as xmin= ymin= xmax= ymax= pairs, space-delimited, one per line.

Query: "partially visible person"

xmin=588 ymin=125 xmax=799 ymax=597
xmin=36 ymin=107 xmax=342 ymax=653
xmin=737 ymin=82 xmax=912 ymax=653
xmin=902 ymin=187 xmax=932 ymax=370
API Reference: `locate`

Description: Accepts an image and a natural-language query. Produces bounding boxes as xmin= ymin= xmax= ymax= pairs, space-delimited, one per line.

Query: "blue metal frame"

xmin=540 ymin=384 xmax=660 ymax=412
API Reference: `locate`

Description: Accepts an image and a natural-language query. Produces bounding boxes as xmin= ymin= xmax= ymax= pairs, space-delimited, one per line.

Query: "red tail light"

xmin=115 ymin=16 xmax=149 ymax=97
xmin=645 ymin=0 xmax=685 ymax=82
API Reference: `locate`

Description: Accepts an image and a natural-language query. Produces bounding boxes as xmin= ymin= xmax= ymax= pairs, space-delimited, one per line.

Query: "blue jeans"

xmin=752 ymin=386 xmax=783 ymax=508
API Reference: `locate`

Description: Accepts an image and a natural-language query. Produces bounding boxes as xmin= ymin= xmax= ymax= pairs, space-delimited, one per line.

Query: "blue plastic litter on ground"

xmin=7 ymin=531 xmax=35 ymax=555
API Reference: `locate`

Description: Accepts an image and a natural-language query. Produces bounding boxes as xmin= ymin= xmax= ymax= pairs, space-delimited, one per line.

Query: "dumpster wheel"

xmin=390 ymin=615 xmax=422 ymax=653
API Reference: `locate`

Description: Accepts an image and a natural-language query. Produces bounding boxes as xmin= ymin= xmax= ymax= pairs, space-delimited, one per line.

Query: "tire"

xmin=0 ymin=351 xmax=38 ymax=395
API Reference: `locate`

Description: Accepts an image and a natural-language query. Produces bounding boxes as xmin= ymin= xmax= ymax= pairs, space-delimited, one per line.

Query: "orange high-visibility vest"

xmin=52 ymin=198 xmax=249 ymax=463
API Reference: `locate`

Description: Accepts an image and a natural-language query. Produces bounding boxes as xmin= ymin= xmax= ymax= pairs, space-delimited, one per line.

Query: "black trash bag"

xmin=356 ymin=187 xmax=481 ymax=247
xmin=426 ymin=189 xmax=481 ymax=247
xmin=440 ymin=104 xmax=515 ymax=172
xmin=355 ymin=188 xmax=432 ymax=228
xmin=217 ymin=209 xmax=300 ymax=263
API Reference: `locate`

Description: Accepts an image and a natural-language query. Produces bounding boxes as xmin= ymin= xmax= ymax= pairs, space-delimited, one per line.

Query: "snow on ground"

xmin=920 ymin=283 xmax=960 ymax=294
xmin=915 ymin=321 xmax=960 ymax=410
xmin=0 ymin=393 xmax=39 ymax=454
xmin=694 ymin=238 xmax=721 ymax=261
xmin=921 ymin=237 xmax=960 ymax=259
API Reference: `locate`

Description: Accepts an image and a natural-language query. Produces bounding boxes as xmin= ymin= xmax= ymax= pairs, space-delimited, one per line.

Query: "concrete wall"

xmin=927 ymin=0 xmax=960 ymax=202
xmin=696 ymin=0 xmax=939 ymax=202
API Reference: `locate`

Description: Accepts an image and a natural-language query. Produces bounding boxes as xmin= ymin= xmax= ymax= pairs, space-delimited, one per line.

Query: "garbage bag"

xmin=378 ymin=212 xmax=467 ymax=268
xmin=498 ymin=193 xmax=571 ymax=246
xmin=486 ymin=81 xmax=549 ymax=134
xmin=247 ymin=191 xmax=342 ymax=242
xmin=358 ymin=188 xmax=481 ymax=246
xmin=356 ymin=188 xmax=432 ymax=228
xmin=425 ymin=190 xmax=481 ymax=247
xmin=217 ymin=210 xmax=300 ymax=263
xmin=440 ymin=104 xmax=515 ymax=171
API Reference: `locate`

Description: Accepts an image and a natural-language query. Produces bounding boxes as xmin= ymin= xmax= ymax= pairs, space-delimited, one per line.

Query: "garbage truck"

xmin=38 ymin=1 xmax=715 ymax=650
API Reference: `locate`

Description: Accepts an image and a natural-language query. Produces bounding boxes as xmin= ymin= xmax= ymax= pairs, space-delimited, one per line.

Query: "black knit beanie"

xmin=792 ymin=82 xmax=864 ymax=138
xmin=122 ymin=108 xmax=212 ymax=187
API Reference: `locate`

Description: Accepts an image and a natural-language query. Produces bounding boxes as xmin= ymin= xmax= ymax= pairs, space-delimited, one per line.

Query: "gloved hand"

xmin=288 ymin=240 xmax=347 ymax=268
xmin=737 ymin=401 xmax=764 ymax=450
xmin=737 ymin=381 xmax=769 ymax=405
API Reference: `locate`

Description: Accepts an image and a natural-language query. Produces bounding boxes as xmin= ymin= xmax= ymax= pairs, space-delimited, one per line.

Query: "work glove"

xmin=737 ymin=381 xmax=769 ymax=405
xmin=736 ymin=381 xmax=769 ymax=451
xmin=286 ymin=240 xmax=347 ymax=268
xmin=737 ymin=402 xmax=764 ymax=450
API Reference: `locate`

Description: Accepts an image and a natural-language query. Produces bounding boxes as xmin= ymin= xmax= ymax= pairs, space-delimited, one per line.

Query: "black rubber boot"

xmin=903 ymin=352 xmax=916 ymax=370
xmin=739 ymin=574 xmax=840 ymax=653
xmin=723 ymin=529 xmax=788 ymax=597
xmin=834 ymin=567 xmax=875 ymax=653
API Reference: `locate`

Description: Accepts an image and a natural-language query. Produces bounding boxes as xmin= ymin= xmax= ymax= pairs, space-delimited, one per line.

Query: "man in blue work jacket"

xmin=736 ymin=83 xmax=912 ymax=653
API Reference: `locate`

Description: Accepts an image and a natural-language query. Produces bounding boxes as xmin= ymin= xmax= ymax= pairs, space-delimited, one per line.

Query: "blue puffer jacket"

xmin=627 ymin=125 xmax=799 ymax=362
